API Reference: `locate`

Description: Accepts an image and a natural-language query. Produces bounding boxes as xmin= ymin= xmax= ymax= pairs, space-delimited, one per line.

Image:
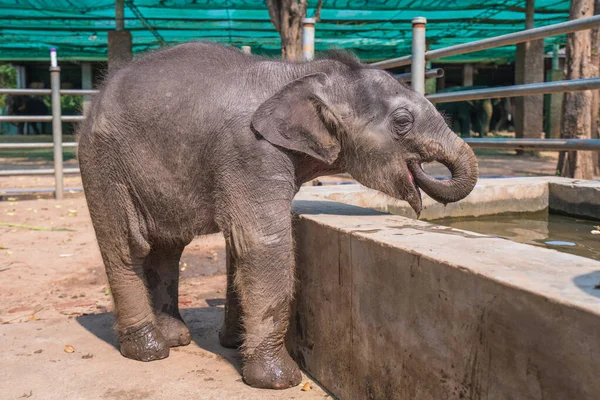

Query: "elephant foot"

xmin=218 ymin=325 xmax=243 ymax=349
xmin=243 ymin=347 xmax=302 ymax=389
xmin=156 ymin=313 xmax=192 ymax=347
xmin=119 ymin=323 xmax=170 ymax=362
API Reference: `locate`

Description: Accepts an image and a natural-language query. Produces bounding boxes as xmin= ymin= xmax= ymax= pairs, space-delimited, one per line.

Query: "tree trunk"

xmin=557 ymin=0 xmax=595 ymax=179
xmin=267 ymin=0 xmax=308 ymax=61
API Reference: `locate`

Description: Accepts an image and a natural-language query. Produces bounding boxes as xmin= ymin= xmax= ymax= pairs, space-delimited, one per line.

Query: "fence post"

xmin=116 ymin=0 xmax=125 ymax=31
xmin=411 ymin=17 xmax=427 ymax=94
xmin=302 ymin=18 xmax=316 ymax=61
xmin=50 ymin=48 xmax=64 ymax=200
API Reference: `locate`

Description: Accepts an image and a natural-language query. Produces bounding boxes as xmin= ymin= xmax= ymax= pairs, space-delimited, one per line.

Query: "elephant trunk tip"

xmin=410 ymin=140 xmax=478 ymax=205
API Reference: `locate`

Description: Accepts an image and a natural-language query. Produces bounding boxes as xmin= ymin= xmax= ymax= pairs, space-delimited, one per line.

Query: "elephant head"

xmin=252 ymin=64 xmax=478 ymax=216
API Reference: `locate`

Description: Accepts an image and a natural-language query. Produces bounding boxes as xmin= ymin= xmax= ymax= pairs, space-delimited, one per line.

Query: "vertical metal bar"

xmin=411 ymin=17 xmax=427 ymax=94
xmin=241 ymin=46 xmax=251 ymax=54
xmin=81 ymin=62 xmax=92 ymax=114
xmin=302 ymin=18 xmax=316 ymax=62
xmin=50 ymin=48 xmax=63 ymax=200
xmin=116 ymin=0 xmax=125 ymax=31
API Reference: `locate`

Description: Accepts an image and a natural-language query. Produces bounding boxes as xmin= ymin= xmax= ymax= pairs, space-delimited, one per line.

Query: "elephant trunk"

xmin=410 ymin=131 xmax=478 ymax=204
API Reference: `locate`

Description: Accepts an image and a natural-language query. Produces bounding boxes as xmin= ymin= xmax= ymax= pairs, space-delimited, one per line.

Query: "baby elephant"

xmin=78 ymin=43 xmax=478 ymax=389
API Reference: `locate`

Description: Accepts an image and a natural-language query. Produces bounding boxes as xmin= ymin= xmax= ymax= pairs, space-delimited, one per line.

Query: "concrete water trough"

xmin=288 ymin=177 xmax=600 ymax=400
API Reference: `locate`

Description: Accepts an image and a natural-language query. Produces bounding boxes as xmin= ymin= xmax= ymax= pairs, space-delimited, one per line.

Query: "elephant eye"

xmin=390 ymin=108 xmax=414 ymax=138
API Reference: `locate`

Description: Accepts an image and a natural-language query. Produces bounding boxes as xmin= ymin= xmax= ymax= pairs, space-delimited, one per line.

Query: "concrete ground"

xmin=0 ymin=197 xmax=329 ymax=400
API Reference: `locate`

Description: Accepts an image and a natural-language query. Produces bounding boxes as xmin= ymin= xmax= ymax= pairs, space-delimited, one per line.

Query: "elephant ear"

xmin=251 ymin=73 xmax=341 ymax=165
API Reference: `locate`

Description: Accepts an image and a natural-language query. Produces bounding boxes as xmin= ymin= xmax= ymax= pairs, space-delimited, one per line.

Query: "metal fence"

xmin=1 ymin=15 xmax=600 ymax=198
xmin=0 ymin=49 xmax=99 ymax=199
xmin=374 ymin=14 xmax=600 ymax=151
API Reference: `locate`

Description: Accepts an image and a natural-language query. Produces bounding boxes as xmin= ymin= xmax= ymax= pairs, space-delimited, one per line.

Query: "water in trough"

xmin=433 ymin=211 xmax=600 ymax=261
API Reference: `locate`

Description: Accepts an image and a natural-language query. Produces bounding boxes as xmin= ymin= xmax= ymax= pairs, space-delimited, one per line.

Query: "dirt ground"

xmin=0 ymin=196 xmax=329 ymax=400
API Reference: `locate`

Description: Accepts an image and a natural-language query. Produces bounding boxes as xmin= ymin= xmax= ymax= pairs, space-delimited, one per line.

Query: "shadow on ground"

xmin=76 ymin=305 xmax=243 ymax=374
xmin=293 ymin=199 xmax=387 ymax=216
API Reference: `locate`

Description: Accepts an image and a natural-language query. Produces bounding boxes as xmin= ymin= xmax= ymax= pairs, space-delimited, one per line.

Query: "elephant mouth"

xmin=405 ymin=163 xmax=423 ymax=217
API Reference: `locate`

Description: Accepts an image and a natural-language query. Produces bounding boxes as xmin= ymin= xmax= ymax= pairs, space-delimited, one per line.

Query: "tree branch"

xmin=312 ymin=0 xmax=323 ymax=22
xmin=267 ymin=0 xmax=282 ymax=33
xmin=266 ymin=0 xmax=310 ymax=60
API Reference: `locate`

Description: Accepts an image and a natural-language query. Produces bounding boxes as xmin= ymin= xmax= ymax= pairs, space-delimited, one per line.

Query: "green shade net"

xmin=0 ymin=1 xmax=570 ymax=63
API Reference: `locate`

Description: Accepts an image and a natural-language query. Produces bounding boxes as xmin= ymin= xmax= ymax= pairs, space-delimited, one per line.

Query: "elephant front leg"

xmin=230 ymin=222 xmax=301 ymax=389
xmin=219 ymin=241 xmax=243 ymax=348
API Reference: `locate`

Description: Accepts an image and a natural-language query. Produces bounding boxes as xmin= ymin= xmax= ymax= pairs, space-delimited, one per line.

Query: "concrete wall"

xmin=303 ymin=177 xmax=554 ymax=220
xmin=549 ymin=180 xmax=600 ymax=220
xmin=302 ymin=177 xmax=600 ymax=222
xmin=288 ymin=181 xmax=600 ymax=400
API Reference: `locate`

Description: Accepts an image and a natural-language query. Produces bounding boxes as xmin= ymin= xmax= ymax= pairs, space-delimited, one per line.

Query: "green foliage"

xmin=61 ymin=95 xmax=83 ymax=115
xmin=42 ymin=95 xmax=82 ymax=115
xmin=0 ymin=63 xmax=17 ymax=109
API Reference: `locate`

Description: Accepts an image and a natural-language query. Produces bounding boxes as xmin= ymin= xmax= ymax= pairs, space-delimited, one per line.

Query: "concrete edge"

xmin=289 ymin=203 xmax=600 ymax=399
xmin=293 ymin=192 xmax=600 ymax=316
xmin=549 ymin=180 xmax=600 ymax=221
xmin=299 ymin=177 xmax=599 ymax=221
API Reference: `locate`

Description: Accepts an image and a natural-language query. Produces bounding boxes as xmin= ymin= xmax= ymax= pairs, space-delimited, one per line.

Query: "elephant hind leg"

xmin=143 ymin=244 xmax=192 ymax=348
xmin=219 ymin=240 xmax=243 ymax=349
xmin=84 ymin=182 xmax=169 ymax=362
xmin=97 ymin=234 xmax=170 ymax=362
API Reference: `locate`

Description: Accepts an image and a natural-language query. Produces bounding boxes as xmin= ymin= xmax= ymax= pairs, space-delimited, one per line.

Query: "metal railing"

xmin=0 ymin=115 xmax=86 ymax=123
xmin=395 ymin=68 xmax=444 ymax=83
xmin=0 ymin=88 xmax=98 ymax=96
xmin=373 ymin=14 xmax=600 ymax=152
xmin=428 ymin=78 xmax=600 ymax=103
xmin=2 ymin=15 xmax=600 ymax=198
xmin=0 ymin=48 xmax=97 ymax=198
xmin=372 ymin=15 xmax=600 ymax=69
xmin=464 ymin=138 xmax=600 ymax=151
xmin=0 ymin=168 xmax=80 ymax=177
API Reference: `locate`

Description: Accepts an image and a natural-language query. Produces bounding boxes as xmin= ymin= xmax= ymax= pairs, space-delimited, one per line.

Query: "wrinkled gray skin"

xmin=77 ymin=42 xmax=478 ymax=390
